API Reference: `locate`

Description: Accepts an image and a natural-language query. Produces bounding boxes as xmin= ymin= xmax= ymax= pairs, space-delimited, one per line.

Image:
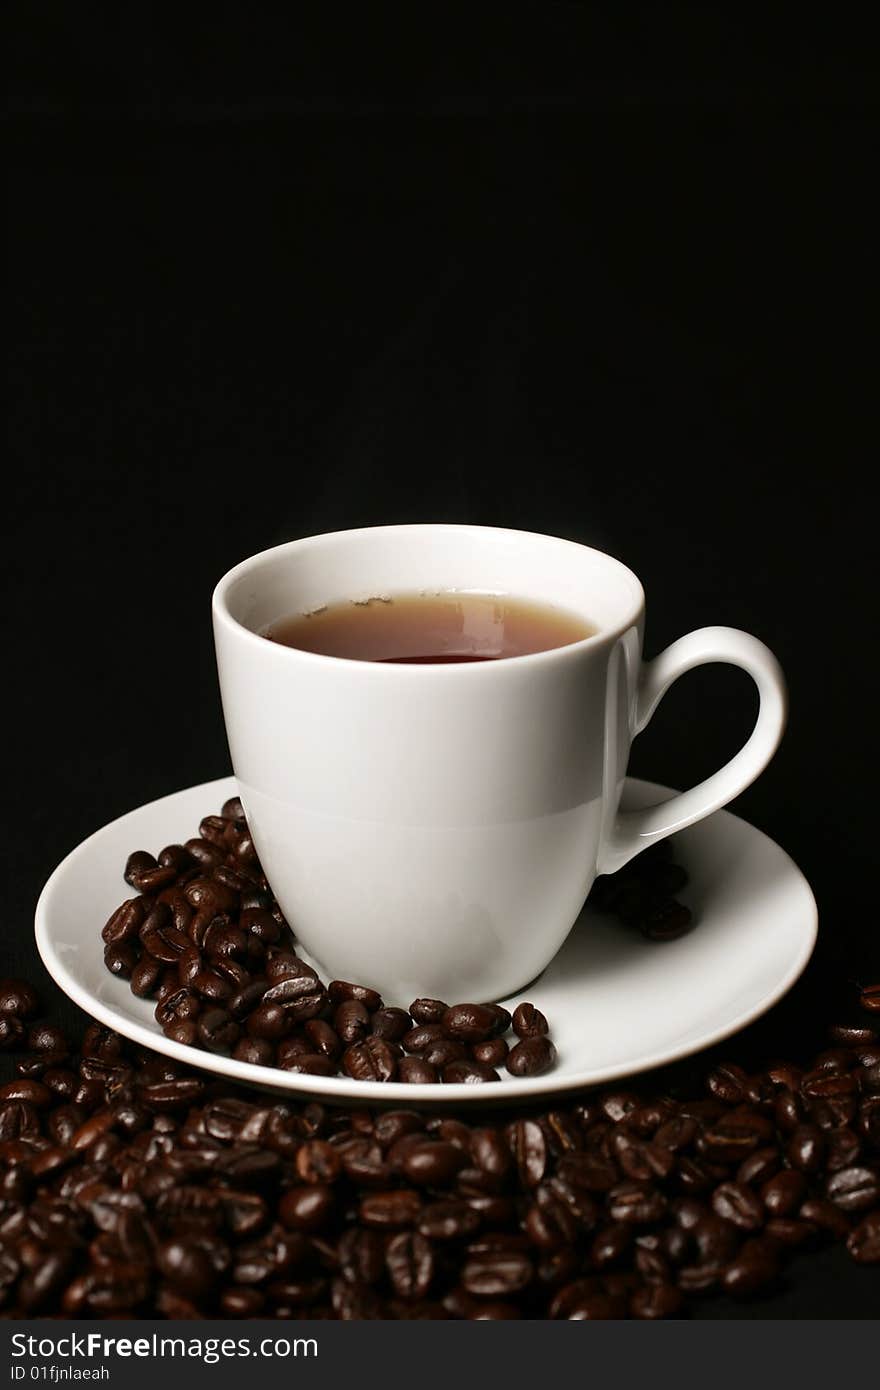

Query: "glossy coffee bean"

xmin=512 ymin=1003 xmax=549 ymax=1038
xmin=442 ymin=1061 xmax=500 ymax=1085
xmin=472 ymin=1037 xmax=509 ymax=1067
xmin=409 ymin=998 xmax=448 ymax=1025
xmin=506 ymin=1037 xmax=557 ymax=1077
xmin=441 ymin=1004 xmax=501 ymax=1044
xmin=825 ymin=1165 xmax=880 ymax=1213
xmin=0 ymin=979 xmax=40 ymax=1018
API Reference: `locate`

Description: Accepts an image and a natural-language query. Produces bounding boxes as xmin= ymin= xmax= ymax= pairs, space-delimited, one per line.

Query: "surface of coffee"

xmin=263 ymin=591 xmax=595 ymax=663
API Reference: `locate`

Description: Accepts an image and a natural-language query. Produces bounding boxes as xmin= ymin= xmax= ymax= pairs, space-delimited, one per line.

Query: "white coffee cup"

xmin=212 ymin=525 xmax=786 ymax=1001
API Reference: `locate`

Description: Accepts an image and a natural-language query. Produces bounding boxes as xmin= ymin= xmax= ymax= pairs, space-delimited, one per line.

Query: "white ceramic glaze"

xmin=34 ymin=776 xmax=817 ymax=1107
xmin=212 ymin=526 xmax=788 ymax=999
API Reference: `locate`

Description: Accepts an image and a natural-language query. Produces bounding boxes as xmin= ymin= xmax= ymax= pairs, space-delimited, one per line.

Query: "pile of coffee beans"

xmin=1 ymin=977 xmax=877 ymax=1318
xmin=98 ymin=798 xmax=692 ymax=1084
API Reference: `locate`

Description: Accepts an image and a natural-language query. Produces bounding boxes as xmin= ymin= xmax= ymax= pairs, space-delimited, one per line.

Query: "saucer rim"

xmin=35 ymin=774 xmax=818 ymax=1106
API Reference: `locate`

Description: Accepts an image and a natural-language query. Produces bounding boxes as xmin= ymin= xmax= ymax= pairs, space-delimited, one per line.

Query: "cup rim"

xmin=212 ymin=523 xmax=646 ymax=674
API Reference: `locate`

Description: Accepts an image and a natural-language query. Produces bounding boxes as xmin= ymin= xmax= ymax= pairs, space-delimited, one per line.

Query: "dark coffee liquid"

xmin=263 ymin=592 xmax=595 ymax=663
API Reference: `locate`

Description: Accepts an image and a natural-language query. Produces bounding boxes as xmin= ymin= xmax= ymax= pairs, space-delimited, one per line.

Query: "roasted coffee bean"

xmin=554 ymin=1153 xmax=617 ymax=1194
xmin=472 ymin=1037 xmax=509 ymax=1067
xmin=859 ymin=983 xmax=880 ymax=1013
xmin=184 ymin=838 xmax=225 ymax=869
xmin=130 ymin=954 xmax=163 ymax=999
xmin=382 ymin=1134 xmax=427 ymax=1177
xmin=507 ymin=1037 xmax=557 ymax=1077
xmin=335 ymin=1000 xmax=372 ymax=1044
xmin=0 ymin=1079 xmax=53 ymax=1107
xmin=462 ymin=1251 xmax=533 ymax=1297
xmin=829 ymin=1022 xmax=878 ymax=1046
xmin=232 ymin=1037 xmax=274 ymax=1066
xmin=157 ymin=842 xmax=196 ymax=871
xmin=342 ymin=1037 xmax=398 ymax=1082
xmin=601 ymin=1092 xmax=641 ymax=1123
xmin=798 ymin=1197 xmax=851 ymax=1239
xmin=371 ymin=1007 xmax=413 ymax=1042
xmin=190 ymin=969 xmax=233 ymax=1003
xmin=399 ymin=1058 xmax=439 ymax=1084
xmin=359 ymin=1191 xmax=422 ymax=1230
xmin=441 ymin=1003 xmax=500 ymax=1043
xmin=197 ymin=1009 xmax=240 ymax=1054
xmin=418 ymin=1200 xmax=481 ymax=1241
xmin=0 ymin=979 xmax=39 ymax=1018
xmin=101 ymin=941 xmax=138 ymax=978
xmin=265 ymin=952 xmax=318 ymax=984
xmin=279 ymin=1054 xmax=336 ymax=1077
xmin=484 ymin=1004 xmax=513 ymax=1035
xmin=102 ymin=898 xmax=148 ymax=946
xmin=402 ymin=1024 xmax=447 ymax=1054
xmin=825 ymin=1165 xmax=880 ymax=1213
xmin=409 ymin=998 xmax=448 ymax=1025
xmin=422 ymin=1040 xmax=468 ymax=1068
xmin=141 ymin=920 xmax=191 ymax=965
xmin=328 ymin=980 xmax=383 ymax=1012
xmin=761 ymin=1170 xmax=808 ymax=1216
xmin=124 ymin=850 xmax=157 ymax=885
xmin=608 ymin=1182 xmax=667 ymax=1225
xmin=846 ymin=1212 xmax=880 ymax=1263
xmin=699 ymin=1109 xmax=772 ymax=1161
xmin=711 ymin=1182 xmax=765 ymax=1231
xmin=278 ymin=1185 xmax=336 ymax=1232
xmin=202 ymin=920 xmax=248 ymax=961
xmin=722 ymin=1237 xmax=780 ymax=1298
xmin=386 ymin=1231 xmax=434 ymax=1301
xmin=303 ymin=1018 xmax=342 ymax=1059
xmin=510 ymin=1119 xmax=547 ymax=1188
xmin=788 ymin=1125 xmax=826 ymax=1173
xmin=130 ymin=864 xmax=178 ymax=895
xmin=0 ymin=1013 xmax=25 ymax=1049
xmin=402 ymin=1141 xmax=465 ymax=1187
xmin=295 ymin=1140 xmax=342 ymax=1185
xmin=155 ymin=989 xmax=201 ymax=1030
xmin=443 ymin=1061 xmax=500 ymax=1085
xmin=261 ymin=975 xmax=326 ymax=1021
xmin=246 ymin=1001 xmax=293 ymax=1041
xmin=238 ymin=907 xmax=281 ymax=945
xmin=737 ymin=1147 xmax=781 ymax=1186
xmin=365 ymin=1114 xmax=418 ymax=1155
xmin=157 ymin=1235 xmax=227 ymax=1298
xmin=512 ymin=1002 xmax=549 ymax=1038
xmin=641 ymin=900 xmax=693 ymax=941
xmin=706 ymin=1063 xmax=750 ymax=1104
xmin=337 ymin=1226 xmax=386 ymax=1285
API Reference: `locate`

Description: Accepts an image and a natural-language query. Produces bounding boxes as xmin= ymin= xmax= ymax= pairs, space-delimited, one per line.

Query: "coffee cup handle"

xmin=598 ymin=626 xmax=788 ymax=874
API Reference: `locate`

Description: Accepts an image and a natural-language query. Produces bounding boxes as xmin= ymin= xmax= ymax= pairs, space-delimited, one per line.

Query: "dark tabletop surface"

xmin=6 ymin=8 xmax=878 ymax=1316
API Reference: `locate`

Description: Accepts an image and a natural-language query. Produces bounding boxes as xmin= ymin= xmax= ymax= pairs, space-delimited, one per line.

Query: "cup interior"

xmin=215 ymin=525 xmax=644 ymax=645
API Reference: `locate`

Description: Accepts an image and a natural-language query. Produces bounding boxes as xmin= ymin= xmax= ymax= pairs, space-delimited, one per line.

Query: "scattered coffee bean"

xmin=507 ymin=1037 xmax=557 ymax=1077
xmin=0 ymin=979 xmax=39 ymax=1019
xmin=859 ymin=984 xmax=880 ymax=1013
xmin=1 ymin=978 xmax=876 ymax=1318
xmin=472 ymin=1038 xmax=510 ymax=1067
xmin=512 ymin=1003 xmax=549 ymax=1039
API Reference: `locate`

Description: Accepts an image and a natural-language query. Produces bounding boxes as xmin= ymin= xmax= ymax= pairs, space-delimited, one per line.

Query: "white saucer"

xmin=35 ymin=775 xmax=817 ymax=1106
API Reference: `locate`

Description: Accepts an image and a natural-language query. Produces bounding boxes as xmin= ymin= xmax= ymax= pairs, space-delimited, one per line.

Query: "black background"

xmin=6 ymin=7 xmax=878 ymax=1315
